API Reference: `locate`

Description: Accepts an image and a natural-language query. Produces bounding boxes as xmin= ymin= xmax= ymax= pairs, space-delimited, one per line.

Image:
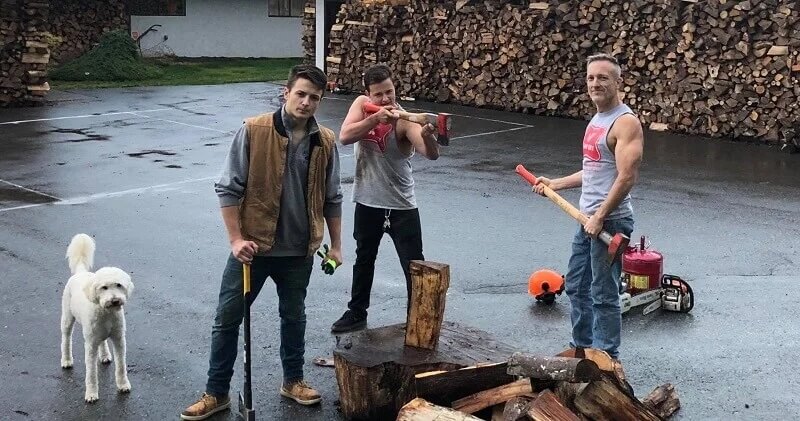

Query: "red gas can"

xmin=622 ymin=236 xmax=663 ymax=295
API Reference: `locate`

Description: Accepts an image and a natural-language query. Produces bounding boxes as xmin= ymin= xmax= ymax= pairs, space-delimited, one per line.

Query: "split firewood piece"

xmin=415 ymin=362 xmax=516 ymax=406
xmin=555 ymin=348 xmax=632 ymax=395
xmin=553 ymin=381 xmax=585 ymax=416
xmin=526 ymin=389 xmax=581 ymax=421
xmin=501 ymin=396 xmax=533 ymax=421
xmin=642 ymin=383 xmax=680 ymax=419
xmin=573 ymin=375 xmax=661 ymax=421
xmin=451 ymin=378 xmax=535 ymax=414
xmin=507 ymin=353 xmax=602 ymax=383
xmin=405 ymin=261 xmax=450 ymax=350
xmin=397 ymin=397 xmax=484 ymax=421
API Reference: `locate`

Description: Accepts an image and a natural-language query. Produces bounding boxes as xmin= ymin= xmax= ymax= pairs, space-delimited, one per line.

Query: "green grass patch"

xmin=51 ymin=56 xmax=303 ymax=90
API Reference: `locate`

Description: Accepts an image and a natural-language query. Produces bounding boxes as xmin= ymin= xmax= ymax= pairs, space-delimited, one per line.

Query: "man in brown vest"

xmin=181 ymin=65 xmax=343 ymax=420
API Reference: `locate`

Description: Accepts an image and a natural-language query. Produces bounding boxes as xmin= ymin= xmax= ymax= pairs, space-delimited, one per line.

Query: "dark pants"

xmin=206 ymin=254 xmax=313 ymax=397
xmin=347 ymin=203 xmax=424 ymax=318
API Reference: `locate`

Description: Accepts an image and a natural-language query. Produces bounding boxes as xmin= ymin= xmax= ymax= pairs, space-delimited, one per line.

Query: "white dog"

xmin=60 ymin=233 xmax=134 ymax=403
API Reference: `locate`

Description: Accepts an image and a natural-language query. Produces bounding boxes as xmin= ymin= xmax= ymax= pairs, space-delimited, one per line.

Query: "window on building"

xmin=268 ymin=0 xmax=303 ymax=17
xmin=128 ymin=0 xmax=186 ymax=16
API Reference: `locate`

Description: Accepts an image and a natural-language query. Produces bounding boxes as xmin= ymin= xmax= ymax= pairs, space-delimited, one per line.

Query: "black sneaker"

xmin=331 ymin=310 xmax=366 ymax=333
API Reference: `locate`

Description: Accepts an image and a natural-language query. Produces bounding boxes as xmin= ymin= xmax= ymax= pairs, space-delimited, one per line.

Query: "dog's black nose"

xmin=110 ymin=299 xmax=122 ymax=306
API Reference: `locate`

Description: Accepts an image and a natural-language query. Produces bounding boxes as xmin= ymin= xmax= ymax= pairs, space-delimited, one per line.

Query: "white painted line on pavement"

xmin=0 ymin=179 xmax=62 ymax=201
xmin=0 ymin=176 xmax=215 ymax=214
xmin=127 ymin=111 xmax=230 ymax=134
xmin=0 ymin=109 xmax=171 ymax=125
xmin=449 ymin=125 xmax=533 ymax=140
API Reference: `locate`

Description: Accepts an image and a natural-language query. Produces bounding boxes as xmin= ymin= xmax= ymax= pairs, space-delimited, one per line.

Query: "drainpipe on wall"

xmin=315 ymin=0 xmax=324 ymax=71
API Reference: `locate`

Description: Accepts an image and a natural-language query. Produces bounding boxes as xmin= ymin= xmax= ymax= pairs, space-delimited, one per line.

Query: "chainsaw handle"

xmin=515 ymin=164 xmax=539 ymax=186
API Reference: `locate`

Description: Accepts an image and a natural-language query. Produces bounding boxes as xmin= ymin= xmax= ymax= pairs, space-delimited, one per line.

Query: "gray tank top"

xmin=351 ymin=115 xmax=416 ymax=210
xmin=579 ymin=103 xmax=634 ymax=219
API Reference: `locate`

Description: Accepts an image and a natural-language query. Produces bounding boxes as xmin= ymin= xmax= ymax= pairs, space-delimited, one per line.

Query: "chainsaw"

xmin=620 ymin=274 xmax=694 ymax=315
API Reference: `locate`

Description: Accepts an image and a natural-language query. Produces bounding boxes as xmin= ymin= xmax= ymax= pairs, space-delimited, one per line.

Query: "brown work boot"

xmin=180 ymin=393 xmax=230 ymax=420
xmin=280 ymin=379 xmax=322 ymax=405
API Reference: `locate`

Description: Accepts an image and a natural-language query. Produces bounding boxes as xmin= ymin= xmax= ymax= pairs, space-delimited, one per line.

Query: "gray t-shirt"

xmin=351 ymin=116 xmax=417 ymax=210
xmin=215 ymin=107 xmax=343 ymax=256
xmin=580 ymin=103 xmax=634 ymax=219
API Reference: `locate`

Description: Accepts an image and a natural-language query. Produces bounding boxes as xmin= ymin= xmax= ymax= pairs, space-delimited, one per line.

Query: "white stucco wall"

xmin=131 ymin=0 xmax=302 ymax=58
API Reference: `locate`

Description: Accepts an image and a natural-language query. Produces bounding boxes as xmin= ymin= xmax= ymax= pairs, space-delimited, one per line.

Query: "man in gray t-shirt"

xmin=533 ymin=53 xmax=643 ymax=359
xmin=331 ymin=64 xmax=441 ymax=333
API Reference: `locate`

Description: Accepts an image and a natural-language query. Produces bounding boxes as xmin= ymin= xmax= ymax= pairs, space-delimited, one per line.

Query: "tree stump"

xmin=334 ymin=322 xmax=516 ymax=420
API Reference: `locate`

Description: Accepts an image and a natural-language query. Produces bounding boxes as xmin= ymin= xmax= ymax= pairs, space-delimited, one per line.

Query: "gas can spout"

xmin=640 ymin=235 xmax=646 ymax=252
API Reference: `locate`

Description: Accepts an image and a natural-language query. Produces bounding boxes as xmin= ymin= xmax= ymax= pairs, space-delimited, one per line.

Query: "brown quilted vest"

xmin=239 ymin=111 xmax=335 ymax=256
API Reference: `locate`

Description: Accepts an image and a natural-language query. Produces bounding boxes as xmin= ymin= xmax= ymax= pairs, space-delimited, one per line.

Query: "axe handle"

xmin=362 ymin=102 xmax=429 ymax=126
xmin=516 ymin=164 xmax=615 ymax=246
xmin=516 ymin=164 xmax=588 ymax=225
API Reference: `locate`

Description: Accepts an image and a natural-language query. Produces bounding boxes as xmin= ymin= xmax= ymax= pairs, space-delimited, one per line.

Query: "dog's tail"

xmin=66 ymin=233 xmax=95 ymax=274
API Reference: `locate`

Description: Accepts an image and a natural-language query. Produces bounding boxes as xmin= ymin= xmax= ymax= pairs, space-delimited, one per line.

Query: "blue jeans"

xmin=206 ymin=254 xmax=313 ymax=397
xmin=565 ymin=216 xmax=634 ymax=359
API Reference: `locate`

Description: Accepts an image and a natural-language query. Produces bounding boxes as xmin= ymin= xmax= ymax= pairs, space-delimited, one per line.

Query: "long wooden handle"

xmin=516 ymin=164 xmax=588 ymax=225
xmin=362 ymin=102 xmax=423 ymax=124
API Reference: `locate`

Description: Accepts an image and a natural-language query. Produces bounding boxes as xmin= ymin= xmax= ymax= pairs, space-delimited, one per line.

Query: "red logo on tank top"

xmin=363 ymin=122 xmax=393 ymax=153
xmin=583 ymin=124 xmax=605 ymax=161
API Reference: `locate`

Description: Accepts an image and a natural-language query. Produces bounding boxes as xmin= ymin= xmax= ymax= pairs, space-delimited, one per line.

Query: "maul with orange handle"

xmin=362 ymin=102 xmax=451 ymax=146
xmin=515 ymin=164 xmax=629 ymax=262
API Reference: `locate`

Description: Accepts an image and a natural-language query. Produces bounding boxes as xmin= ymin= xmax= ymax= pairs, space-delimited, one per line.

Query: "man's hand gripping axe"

xmin=362 ymin=102 xmax=452 ymax=145
xmin=516 ymin=164 xmax=629 ymax=262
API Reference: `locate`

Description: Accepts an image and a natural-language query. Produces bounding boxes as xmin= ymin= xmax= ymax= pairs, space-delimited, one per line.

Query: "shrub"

xmin=50 ymin=30 xmax=162 ymax=81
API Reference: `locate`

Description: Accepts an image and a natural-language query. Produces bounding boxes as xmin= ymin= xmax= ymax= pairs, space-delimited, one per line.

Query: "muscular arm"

xmin=593 ymin=114 xmax=643 ymax=219
xmin=399 ymin=120 xmax=439 ymax=160
xmin=339 ymin=96 xmax=382 ymax=145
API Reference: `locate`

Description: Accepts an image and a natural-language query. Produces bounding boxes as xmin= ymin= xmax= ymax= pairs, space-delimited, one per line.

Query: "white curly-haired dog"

xmin=60 ymin=233 xmax=134 ymax=403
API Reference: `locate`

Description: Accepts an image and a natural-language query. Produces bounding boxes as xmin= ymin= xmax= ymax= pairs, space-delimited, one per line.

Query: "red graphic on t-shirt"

xmin=363 ymin=122 xmax=393 ymax=152
xmin=583 ymin=124 xmax=606 ymax=161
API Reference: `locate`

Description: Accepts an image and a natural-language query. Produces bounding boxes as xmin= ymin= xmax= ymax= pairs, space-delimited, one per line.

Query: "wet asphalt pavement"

xmin=1 ymin=82 xmax=799 ymax=421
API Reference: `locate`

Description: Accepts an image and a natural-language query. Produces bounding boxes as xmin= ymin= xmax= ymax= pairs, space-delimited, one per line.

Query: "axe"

xmin=362 ymin=102 xmax=451 ymax=146
xmin=515 ymin=164 xmax=629 ymax=262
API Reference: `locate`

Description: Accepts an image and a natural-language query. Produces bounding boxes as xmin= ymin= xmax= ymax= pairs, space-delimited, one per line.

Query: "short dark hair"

xmin=287 ymin=64 xmax=327 ymax=92
xmin=363 ymin=64 xmax=392 ymax=91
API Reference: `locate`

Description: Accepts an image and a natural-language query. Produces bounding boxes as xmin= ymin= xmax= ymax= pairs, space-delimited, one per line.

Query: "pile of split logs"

xmin=48 ymin=0 xmax=127 ymax=64
xmin=333 ymin=261 xmax=681 ymax=421
xmin=0 ymin=0 xmax=50 ymax=106
xmin=307 ymin=0 xmax=800 ymax=145
xmin=399 ymin=348 xmax=680 ymax=421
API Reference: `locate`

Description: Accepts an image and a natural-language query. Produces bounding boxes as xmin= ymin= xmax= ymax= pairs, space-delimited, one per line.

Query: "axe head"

xmin=607 ymin=233 xmax=630 ymax=263
xmin=436 ymin=113 xmax=451 ymax=146
xmin=424 ymin=112 xmax=451 ymax=146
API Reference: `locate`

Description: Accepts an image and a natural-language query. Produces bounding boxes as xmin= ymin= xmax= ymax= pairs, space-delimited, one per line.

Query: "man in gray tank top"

xmin=331 ymin=64 xmax=441 ymax=333
xmin=533 ymin=53 xmax=643 ymax=359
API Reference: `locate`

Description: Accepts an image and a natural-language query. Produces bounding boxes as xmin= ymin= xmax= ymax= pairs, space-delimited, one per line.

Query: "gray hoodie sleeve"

xmin=323 ymin=142 xmax=343 ymax=218
xmin=214 ymin=124 xmax=249 ymax=207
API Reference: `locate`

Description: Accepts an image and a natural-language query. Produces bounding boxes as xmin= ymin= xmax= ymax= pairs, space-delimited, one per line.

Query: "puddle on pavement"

xmin=45 ymin=128 xmax=111 ymax=142
xmin=126 ymin=150 xmax=177 ymax=158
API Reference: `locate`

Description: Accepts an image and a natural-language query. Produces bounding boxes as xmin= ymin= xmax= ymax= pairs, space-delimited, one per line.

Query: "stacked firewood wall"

xmin=48 ymin=0 xmax=127 ymax=65
xmin=0 ymin=0 xmax=50 ymax=107
xmin=302 ymin=0 xmax=315 ymax=65
xmin=315 ymin=0 xmax=800 ymax=144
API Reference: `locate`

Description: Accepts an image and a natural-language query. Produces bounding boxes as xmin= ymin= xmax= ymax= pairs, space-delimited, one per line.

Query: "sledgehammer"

xmin=362 ymin=102 xmax=451 ymax=146
xmin=515 ymin=164 xmax=629 ymax=262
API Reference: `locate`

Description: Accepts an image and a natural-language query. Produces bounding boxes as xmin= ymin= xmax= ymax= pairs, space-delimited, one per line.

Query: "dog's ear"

xmin=82 ymin=277 xmax=99 ymax=304
xmin=121 ymin=273 xmax=134 ymax=297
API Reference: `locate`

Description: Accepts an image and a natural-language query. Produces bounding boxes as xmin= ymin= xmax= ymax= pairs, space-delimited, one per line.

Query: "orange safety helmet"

xmin=528 ymin=269 xmax=565 ymax=304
